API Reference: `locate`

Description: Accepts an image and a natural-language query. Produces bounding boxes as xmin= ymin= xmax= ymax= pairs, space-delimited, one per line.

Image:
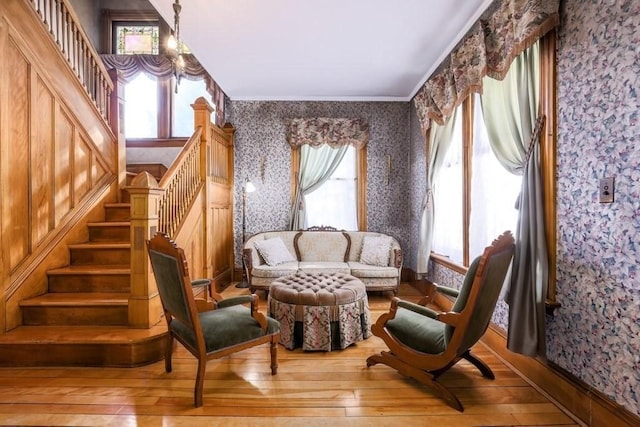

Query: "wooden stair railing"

xmin=27 ymin=0 xmax=113 ymax=120
xmin=127 ymin=98 xmax=233 ymax=328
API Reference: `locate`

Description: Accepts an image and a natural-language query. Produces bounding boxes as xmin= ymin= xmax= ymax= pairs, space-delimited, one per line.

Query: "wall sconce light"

xmin=236 ymin=178 xmax=257 ymax=288
xmin=166 ymin=0 xmax=185 ymax=92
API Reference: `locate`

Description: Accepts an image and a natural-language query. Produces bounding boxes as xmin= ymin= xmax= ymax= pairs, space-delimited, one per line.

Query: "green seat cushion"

xmin=171 ymin=305 xmax=280 ymax=352
xmin=386 ymin=307 xmax=446 ymax=355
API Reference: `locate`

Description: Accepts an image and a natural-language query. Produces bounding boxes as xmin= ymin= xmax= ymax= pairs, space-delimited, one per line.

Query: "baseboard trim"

xmin=482 ymin=326 xmax=639 ymax=427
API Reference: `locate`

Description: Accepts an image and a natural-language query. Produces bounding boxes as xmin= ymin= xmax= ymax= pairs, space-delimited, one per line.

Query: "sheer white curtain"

xmin=430 ymin=110 xmax=463 ymax=265
xmin=469 ymin=95 xmax=521 ymax=257
xmin=289 ymin=144 xmax=349 ymax=230
xmin=305 ymin=145 xmax=357 ymax=230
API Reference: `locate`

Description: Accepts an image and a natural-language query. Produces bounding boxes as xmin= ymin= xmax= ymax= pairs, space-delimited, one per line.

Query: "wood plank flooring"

xmin=0 ymin=283 xmax=580 ymax=426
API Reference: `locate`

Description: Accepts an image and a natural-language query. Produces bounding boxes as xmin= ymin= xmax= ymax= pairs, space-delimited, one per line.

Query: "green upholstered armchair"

xmin=366 ymin=231 xmax=514 ymax=411
xmin=146 ymin=233 xmax=280 ymax=407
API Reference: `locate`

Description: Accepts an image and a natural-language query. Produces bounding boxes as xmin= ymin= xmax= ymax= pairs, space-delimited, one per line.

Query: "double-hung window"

xmin=431 ymin=33 xmax=556 ymax=274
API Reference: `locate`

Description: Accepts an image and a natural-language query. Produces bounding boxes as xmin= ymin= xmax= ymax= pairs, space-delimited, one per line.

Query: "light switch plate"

xmin=599 ymin=177 xmax=614 ymax=203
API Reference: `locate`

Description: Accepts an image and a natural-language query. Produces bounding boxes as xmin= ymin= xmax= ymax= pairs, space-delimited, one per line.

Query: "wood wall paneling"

xmin=32 ymin=76 xmax=55 ymax=246
xmin=54 ymin=109 xmax=73 ymax=225
xmin=6 ymin=37 xmax=30 ymax=272
xmin=1 ymin=0 xmax=120 ymax=330
xmin=73 ymin=133 xmax=92 ymax=202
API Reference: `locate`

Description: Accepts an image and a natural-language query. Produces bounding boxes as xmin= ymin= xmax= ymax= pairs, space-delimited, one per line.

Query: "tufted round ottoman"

xmin=268 ymin=272 xmax=371 ymax=351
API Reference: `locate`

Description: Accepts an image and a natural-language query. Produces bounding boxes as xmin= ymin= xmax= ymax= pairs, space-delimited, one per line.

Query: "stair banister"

xmin=125 ymin=97 xmax=214 ymax=328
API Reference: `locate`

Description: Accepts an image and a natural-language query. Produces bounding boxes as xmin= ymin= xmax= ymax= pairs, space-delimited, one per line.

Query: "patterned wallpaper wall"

xmin=411 ymin=0 xmax=640 ymax=416
xmin=549 ymin=0 xmax=640 ymax=415
xmin=227 ymin=101 xmax=410 ymax=269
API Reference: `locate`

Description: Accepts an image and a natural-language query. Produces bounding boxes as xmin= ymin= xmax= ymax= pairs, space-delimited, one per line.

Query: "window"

xmin=124 ymin=73 xmax=158 ymax=138
xmin=305 ymin=145 xmax=358 ymax=230
xmin=291 ymin=143 xmax=367 ymax=231
xmin=103 ymin=10 xmax=214 ymax=140
xmin=172 ymin=79 xmax=211 ymax=137
xmin=431 ymin=113 xmax=464 ymax=263
xmin=430 ymin=34 xmax=556 ymax=272
xmin=114 ymin=24 xmax=159 ymax=54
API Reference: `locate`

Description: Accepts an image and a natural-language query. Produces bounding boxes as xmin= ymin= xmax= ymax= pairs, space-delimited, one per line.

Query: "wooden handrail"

xmin=27 ymin=0 xmax=113 ymax=119
xmin=158 ymin=128 xmax=204 ymax=237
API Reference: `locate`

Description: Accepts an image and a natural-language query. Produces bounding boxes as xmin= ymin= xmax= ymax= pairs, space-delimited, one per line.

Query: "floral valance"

xmin=100 ymin=54 xmax=227 ymax=126
xmin=287 ymin=118 xmax=369 ymax=148
xmin=413 ymin=0 xmax=560 ymax=134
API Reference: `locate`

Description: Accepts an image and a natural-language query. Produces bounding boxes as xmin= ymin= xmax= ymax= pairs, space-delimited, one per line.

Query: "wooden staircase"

xmin=0 ymin=202 xmax=167 ymax=367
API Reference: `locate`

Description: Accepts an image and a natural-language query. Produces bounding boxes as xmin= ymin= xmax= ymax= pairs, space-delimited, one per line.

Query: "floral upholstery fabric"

xmin=268 ymin=272 xmax=371 ymax=351
xmin=413 ymin=0 xmax=560 ymax=134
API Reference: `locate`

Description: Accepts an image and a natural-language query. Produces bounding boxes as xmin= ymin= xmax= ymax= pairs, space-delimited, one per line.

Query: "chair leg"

xmin=164 ymin=334 xmax=174 ymax=373
xmin=462 ymin=350 xmax=495 ymax=379
xmin=367 ymin=351 xmax=464 ymax=412
xmin=270 ymin=335 xmax=278 ymax=375
xmin=194 ymin=357 xmax=206 ymax=408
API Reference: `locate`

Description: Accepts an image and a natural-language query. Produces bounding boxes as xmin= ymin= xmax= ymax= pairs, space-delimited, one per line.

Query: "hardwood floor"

xmin=0 ymin=283 xmax=580 ymax=426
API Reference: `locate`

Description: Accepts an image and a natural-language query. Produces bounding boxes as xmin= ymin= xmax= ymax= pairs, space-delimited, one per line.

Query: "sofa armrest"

xmin=393 ymin=248 xmax=403 ymax=268
xmin=242 ymin=248 xmax=253 ymax=285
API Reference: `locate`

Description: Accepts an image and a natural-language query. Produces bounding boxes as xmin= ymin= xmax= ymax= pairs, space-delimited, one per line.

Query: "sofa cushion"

xmin=298 ymin=261 xmax=350 ymax=275
xmin=359 ymin=235 xmax=392 ymax=266
xmin=348 ymin=262 xmax=399 ymax=278
xmin=252 ymin=261 xmax=299 ymax=278
xmin=254 ymin=237 xmax=296 ymax=266
xmin=295 ymin=232 xmax=348 ymax=262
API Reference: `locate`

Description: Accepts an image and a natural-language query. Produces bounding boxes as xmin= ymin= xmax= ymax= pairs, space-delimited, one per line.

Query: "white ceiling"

xmin=149 ymin=0 xmax=492 ymax=101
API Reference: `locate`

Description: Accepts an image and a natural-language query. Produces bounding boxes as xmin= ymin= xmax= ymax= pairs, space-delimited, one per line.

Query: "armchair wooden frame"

xmin=147 ymin=233 xmax=280 ymax=407
xmin=366 ymin=231 xmax=515 ymax=411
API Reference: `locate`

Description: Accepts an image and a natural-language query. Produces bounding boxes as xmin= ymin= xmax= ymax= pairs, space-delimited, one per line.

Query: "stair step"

xmin=87 ymin=221 xmax=130 ymax=242
xmin=69 ymin=242 xmax=131 ymax=265
xmin=47 ymin=265 xmax=130 ymax=293
xmin=20 ymin=293 xmax=129 ymax=326
xmin=104 ymin=203 xmax=130 ymax=221
xmin=0 ymin=325 xmax=167 ymax=367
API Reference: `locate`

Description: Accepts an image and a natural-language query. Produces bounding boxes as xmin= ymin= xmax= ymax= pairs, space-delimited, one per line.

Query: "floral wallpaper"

xmin=227 ymin=0 xmax=640 ymax=416
xmin=548 ymin=0 xmax=640 ymax=415
xmin=227 ymin=101 xmax=410 ymax=271
xmin=409 ymin=0 xmax=640 ymax=417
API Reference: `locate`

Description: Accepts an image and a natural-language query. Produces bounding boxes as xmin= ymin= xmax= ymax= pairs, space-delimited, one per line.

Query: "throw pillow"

xmin=254 ymin=237 xmax=296 ymax=266
xmin=359 ymin=235 xmax=392 ymax=266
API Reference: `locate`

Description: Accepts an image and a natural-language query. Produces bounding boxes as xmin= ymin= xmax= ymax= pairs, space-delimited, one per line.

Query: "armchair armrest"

xmin=397 ymin=300 xmax=461 ymax=327
xmin=191 ymin=278 xmax=223 ymax=302
xmin=397 ymin=300 xmax=439 ymax=319
xmin=435 ymin=285 xmax=460 ymax=298
xmin=217 ymin=294 xmax=268 ymax=332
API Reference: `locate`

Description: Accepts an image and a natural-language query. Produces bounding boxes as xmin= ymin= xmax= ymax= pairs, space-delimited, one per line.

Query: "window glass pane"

xmin=124 ymin=73 xmax=158 ymax=138
xmin=172 ymin=79 xmax=212 ymax=137
xmin=115 ymin=25 xmax=159 ymax=54
xmin=469 ymin=95 xmax=521 ymax=258
xmin=431 ymin=112 xmax=464 ymax=264
xmin=305 ymin=145 xmax=357 ymax=230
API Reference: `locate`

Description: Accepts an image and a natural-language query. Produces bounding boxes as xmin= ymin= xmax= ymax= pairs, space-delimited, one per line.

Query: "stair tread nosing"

xmin=47 ymin=265 xmax=130 ymax=275
xmin=68 ymin=242 xmax=130 ymax=249
xmin=87 ymin=221 xmax=130 ymax=227
xmin=20 ymin=293 xmax=129 ymax=307
xmin=0 ymin=325 xmax=167 ymax=344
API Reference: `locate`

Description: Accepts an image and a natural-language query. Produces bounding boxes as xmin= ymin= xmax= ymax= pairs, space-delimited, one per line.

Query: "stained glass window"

xmin=115 ymin=25 xmax=159 ymax=54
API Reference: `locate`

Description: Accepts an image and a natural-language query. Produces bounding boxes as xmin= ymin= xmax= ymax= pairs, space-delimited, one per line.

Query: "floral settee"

xmin=242 ymin=228 xmax=403 ymax=294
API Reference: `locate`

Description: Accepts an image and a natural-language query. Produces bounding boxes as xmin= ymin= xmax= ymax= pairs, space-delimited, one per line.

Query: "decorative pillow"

xmin=359 ymin=235 xmax=392 ymax=266
xmin=254 ymin=237 xmax=296 ymax=266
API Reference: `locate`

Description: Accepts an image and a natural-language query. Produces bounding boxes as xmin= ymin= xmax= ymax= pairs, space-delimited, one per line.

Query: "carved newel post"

xmin=126 ymin=172 xmax=165 ymax=328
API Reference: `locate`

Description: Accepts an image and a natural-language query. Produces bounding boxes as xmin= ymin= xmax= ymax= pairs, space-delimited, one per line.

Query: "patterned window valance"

xmin=101 ymin=54 xmax=227 ymax=126
xmin=413 ymin=0 xmax=560 ymax=134
xmin=287 ymin=118 xmax=369 ymax=148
